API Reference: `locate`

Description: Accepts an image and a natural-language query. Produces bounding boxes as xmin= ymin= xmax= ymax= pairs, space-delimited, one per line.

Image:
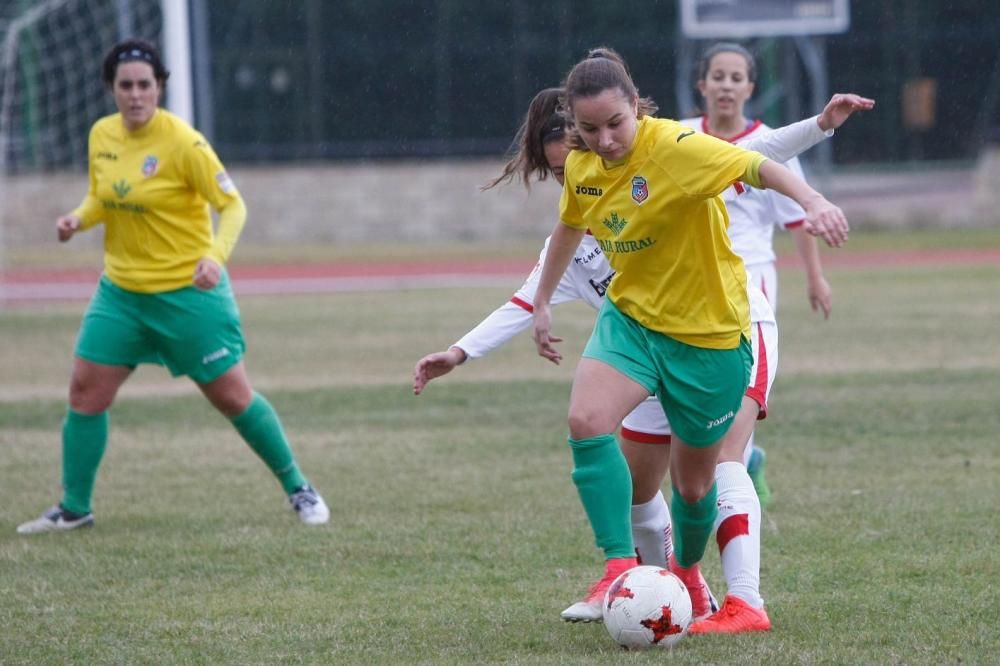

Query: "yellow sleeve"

xmin=207 ymin=195 xmax=247 ymax=265
xmin=180 ymin=134 xmax=245 ymax=265
xmin=558 ymin=153 xmax=586 ymax=229
xmin=663 ymin=131 xmax=764 ymax=199
xmin=71 ymin=126 xmax=104 ymax=230
xmin=741 ymin=153 xmax=767 ymax=189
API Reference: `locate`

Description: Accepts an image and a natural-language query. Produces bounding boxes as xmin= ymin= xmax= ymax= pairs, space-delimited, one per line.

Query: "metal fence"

xmin=4 ymin=0 xmax=999 ymax=169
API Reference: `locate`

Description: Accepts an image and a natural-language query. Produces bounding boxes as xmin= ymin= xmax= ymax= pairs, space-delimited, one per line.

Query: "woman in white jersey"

xmin=414 ymin=84 xmax=871 ymax=631
xmin=680 ymin=43 xmax=873 ymax=507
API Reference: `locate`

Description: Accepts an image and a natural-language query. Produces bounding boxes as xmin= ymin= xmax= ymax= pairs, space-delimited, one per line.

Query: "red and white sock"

xmin=715 ymin=461 xmax=764 ymax=608
xmin=631 ymin=490 xmax=672 ymax=568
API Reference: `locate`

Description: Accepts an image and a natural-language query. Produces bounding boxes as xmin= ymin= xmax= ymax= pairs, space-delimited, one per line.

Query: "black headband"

xmin=117 ymin=47 xmax=155 ymax=64
xmin=540 ymin=122 xmax=565 ymax=143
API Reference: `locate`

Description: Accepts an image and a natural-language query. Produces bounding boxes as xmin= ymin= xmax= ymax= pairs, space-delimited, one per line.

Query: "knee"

xmin=567 ymin=406 xmax=608 ymax=440
xmin=210 ymin=390 xmax=253 ymax=419
xmin=673 ymin=478 xmax=714 ymax=505
xmin=68 ymin=373 xmax=115 ymax=413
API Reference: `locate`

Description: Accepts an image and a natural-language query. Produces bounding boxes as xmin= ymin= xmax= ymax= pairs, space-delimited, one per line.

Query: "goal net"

xmin=0 ymin=0 xmax=162 ymax=291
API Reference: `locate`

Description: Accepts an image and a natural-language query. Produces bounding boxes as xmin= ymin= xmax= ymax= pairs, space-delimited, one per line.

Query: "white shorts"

xmin=746 ymin=261 xmax=779 ymax=311
xmin=620 ymin=319 xmax=778 ymax=444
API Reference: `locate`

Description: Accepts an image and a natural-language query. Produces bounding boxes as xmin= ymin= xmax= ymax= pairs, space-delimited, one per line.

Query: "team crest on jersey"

xmin=631 ymin=176 xmax=649 ymax=205
xmin=141 ymin=155 xmax=159 ymax=178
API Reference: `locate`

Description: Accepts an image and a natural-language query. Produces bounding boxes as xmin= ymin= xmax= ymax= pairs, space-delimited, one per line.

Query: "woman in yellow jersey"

xmin=529 ymin=47 xmax=849 ymax=616
xmin=17 ymin=39 xmax=328 ymax=534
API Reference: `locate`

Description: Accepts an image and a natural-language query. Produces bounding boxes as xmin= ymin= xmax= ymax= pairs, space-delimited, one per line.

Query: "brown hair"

xmin=561 ymin=47 xmax=657 ymax=150
xmin=697 ymin=42 xmax=758 ymax=84
xmin=484 ymin=87 xmax=568 ymax=190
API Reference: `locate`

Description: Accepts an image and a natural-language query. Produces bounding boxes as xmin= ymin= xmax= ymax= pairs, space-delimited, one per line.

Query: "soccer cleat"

xmin=747 ymin=446 xmax=772 ymax=508
xmin=668 ymin=554 xmax=714 ymax=621
xmin=288 ymin=485 xmax=330 ymax=526
xmin=688 ymin=594 xmax=772 ymax=634
xmin=560 ymin=556 xmax=637 ymax=623
xmin=17 ymin=505 xmax=95 ymax=535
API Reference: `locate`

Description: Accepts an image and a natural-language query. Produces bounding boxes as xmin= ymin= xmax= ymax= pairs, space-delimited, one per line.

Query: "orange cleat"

xmin=688 ymin=594 xmax=772 ymax=634
xmin=668 ymin=554 xmax=715 ymax=621
xmin=560 ymin=556 xmax=638 ymax=622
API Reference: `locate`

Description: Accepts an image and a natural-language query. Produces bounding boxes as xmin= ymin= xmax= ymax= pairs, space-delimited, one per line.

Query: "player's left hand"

xmin=802 ymin=197 xmax=849 ymax=248
xmin=193 ymin=258 xmax=222 ymax=290
xmin=817 ymin=93 xmax=875 ymax=131
xmin=807 ymin=275 xmax=833 ymax=319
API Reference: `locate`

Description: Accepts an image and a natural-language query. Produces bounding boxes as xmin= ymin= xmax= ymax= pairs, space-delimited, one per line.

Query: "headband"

xmin=117 ymin=47 xmax=155 ymax=64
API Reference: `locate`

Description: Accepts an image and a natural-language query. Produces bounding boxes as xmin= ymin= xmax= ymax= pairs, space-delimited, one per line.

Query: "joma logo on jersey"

xmin=603 ymin=212 xmax=627 ymax=235
xmin=576 ymin=184 xmax=603 ymax=196
xmin=96 ymin=151 xmax=117 ymax=161
xmin=631 ymin=176 xmax=649 ymax=205
xmin=112 ymin=179 xmax=131 ymax=198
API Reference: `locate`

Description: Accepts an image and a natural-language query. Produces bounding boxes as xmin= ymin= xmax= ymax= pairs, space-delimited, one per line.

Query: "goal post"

xmin=0 ymin=0 xmax=184 ymax=303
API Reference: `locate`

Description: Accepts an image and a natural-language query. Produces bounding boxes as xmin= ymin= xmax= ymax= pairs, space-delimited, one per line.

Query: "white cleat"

xmin=289 ymin=485 xmax=329 ymax=526
xmin=17 ymin=505 xmax=95 ymax=535
xmin=560 ymin=600 xmax=603 ymax=623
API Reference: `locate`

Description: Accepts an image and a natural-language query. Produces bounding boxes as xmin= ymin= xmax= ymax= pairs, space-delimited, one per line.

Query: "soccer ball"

xmin=602 ymin=565 xmax=693 ymax=650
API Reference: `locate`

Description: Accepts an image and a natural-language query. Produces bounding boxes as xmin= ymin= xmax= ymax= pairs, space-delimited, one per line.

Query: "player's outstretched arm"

xmin=817 ymin=93 xmax=875 ymax=132
xmin=740 ymin=93 xmax=874 ymax=163
xmin=413 ymin=347 xmax=467 ymax=395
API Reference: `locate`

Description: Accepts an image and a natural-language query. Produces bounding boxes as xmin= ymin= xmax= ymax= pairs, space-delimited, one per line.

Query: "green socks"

xmin=568 ymin=433 xmax=634 ymax=559
xmin=671 ymin=482 xmax=718 ymax=568
xmin=231 ymin=392 xmax=306 ymax=494
xmin=61 ymin=409 xmax=109 ymax=515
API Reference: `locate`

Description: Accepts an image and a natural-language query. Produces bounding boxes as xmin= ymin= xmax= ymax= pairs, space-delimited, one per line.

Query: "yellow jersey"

xmin=559 ymin=116 xmax=767 ymax=349
xmin=72 ymin=109 xmax=244 ymax=293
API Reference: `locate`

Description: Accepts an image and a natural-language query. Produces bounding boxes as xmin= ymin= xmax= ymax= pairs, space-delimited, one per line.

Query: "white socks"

xmin=631 ymin=490 xmax=672 ymax=567
xmin=714 ymin=461 xmax=763 ymax=608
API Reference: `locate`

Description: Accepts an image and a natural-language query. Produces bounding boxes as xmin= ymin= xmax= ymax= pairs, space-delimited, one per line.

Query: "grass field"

xmin=1 ymin=229 xmax=998 ymax=664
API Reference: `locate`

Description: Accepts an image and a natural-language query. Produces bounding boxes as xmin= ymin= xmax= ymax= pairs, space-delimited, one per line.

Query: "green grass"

xmin=1 ymin=241 xmax=999 ymax=664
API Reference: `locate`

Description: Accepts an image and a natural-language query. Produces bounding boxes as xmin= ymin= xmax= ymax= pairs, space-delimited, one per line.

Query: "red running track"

xmin=1 ymin=249 xmax=997 ymax=303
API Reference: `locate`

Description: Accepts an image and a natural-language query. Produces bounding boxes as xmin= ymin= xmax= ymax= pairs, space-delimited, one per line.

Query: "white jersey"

xmin=680 ymin=115 xmax=825 ymax=267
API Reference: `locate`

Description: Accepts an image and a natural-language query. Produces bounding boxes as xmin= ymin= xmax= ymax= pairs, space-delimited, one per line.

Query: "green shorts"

xmin=76 ymin=273 xmax=245 ymax=384
xmin=583 ymin=299 xmax=751 ymax=447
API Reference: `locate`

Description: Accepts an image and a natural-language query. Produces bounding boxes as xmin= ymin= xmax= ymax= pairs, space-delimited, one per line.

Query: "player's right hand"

xmin=56 ymin=215 xmax=81 ymax=242
xmin=532 ymin=302 xmax=563 ymax=365
xmin=803 ymin=197 xmax=849 ymax=248
xmin=413 ymin=347 xmax=466 ymax=395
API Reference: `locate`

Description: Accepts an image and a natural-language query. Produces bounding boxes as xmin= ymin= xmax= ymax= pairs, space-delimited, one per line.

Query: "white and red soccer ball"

xmin=602 ymin=565 xmax=693 ymax=650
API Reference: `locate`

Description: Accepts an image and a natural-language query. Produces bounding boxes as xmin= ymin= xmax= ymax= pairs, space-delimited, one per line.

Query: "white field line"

xmin=0 ymin=273 xmax=522 ymax=302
